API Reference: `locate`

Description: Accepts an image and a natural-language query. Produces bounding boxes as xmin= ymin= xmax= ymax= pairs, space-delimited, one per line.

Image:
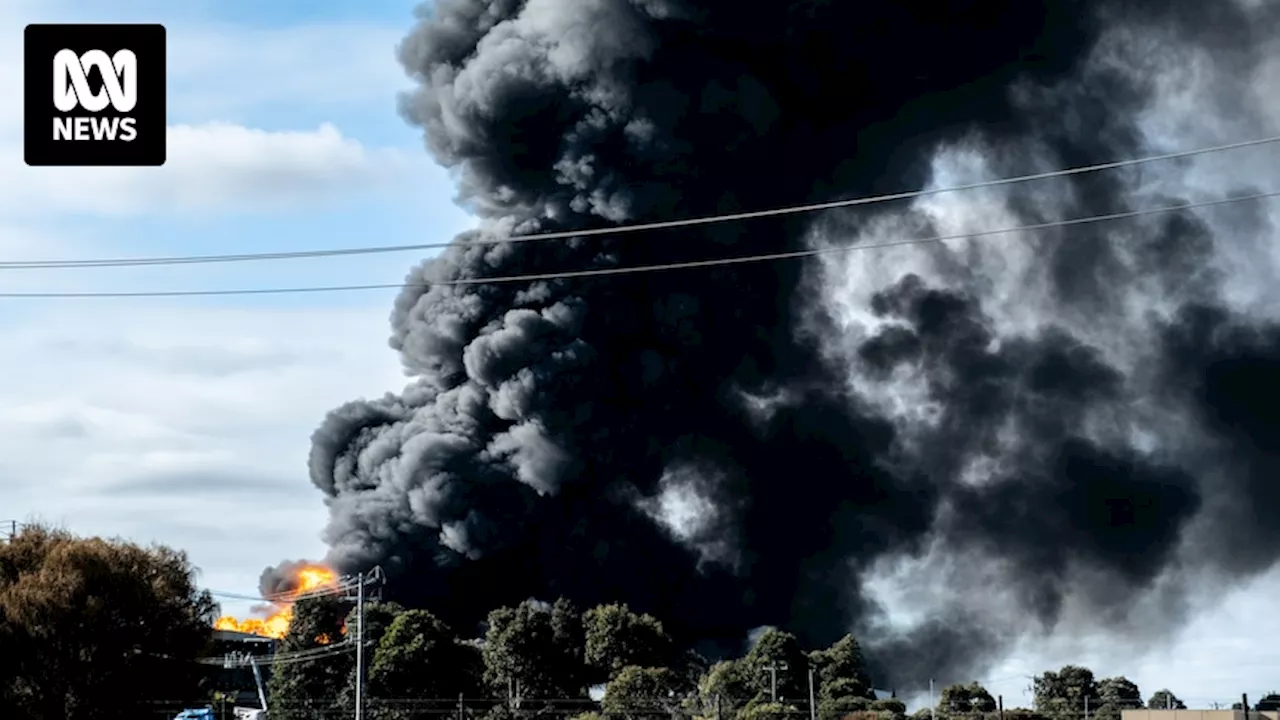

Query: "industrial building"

xmin=208 ymin=629 xmax=277 ymax=708
xmin=1124 ymin=710 xmax=1280 ymax=720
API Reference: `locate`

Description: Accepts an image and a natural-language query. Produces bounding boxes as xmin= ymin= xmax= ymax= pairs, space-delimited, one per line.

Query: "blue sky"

xmin=1 ymin=0 xmax=470 ymax=614
xmin=5 ymin=0 xmax=1280 ymax=708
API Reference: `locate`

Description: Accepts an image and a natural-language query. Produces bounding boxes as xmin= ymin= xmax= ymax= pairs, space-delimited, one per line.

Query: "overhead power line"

xmin=207 ymin=580 xmax=359 ymax=603
xmin=206 ymin=572 xmax=367 ymax=603
xmin=0 ymin=134 xmax=1276 ymax=271
xmin=0 ymin=189 xmax=1274 ymax=299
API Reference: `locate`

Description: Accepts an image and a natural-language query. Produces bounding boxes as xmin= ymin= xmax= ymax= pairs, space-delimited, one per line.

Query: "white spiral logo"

xmin=52 ymin=48 xmax=137 ymax=113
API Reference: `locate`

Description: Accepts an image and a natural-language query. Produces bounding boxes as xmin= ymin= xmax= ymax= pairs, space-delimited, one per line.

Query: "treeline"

xmin=3 ymin=526 xmax=1272 ymax=720
xmin=269 ymin=594 xmax=890 ymax=720
xmin=267 ymin=596 xmax=1221 ymax=720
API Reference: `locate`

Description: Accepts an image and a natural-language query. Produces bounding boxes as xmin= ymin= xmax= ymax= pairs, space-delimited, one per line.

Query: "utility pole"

xmin=767 ymin=663 xmax=789 ymax=703
xmin=808 ymin=667 xmax=816 ymax=720
xmin=355 ymin=570 xmax=366 ymax=720
xmin=930 ymin=680 xmax=936 ymax=720
xmin=999 ymin=695 xmax=1004 ymax=720
xmin=1085 ymin=695 xmax=1090 ymax=720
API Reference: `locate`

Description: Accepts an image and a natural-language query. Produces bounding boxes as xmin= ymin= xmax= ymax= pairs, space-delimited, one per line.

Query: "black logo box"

xmin=24 ymin=23 xmax=166 ymax=167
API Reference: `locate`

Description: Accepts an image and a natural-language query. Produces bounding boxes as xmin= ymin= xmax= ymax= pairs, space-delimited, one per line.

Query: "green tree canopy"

xmin=1145 ymin=690 xmax=1184 ymax=710
xmin=367 ymin=609 xmax=483 ymax=703
xmin=482 ymin=598 xmax=586 ymax=701
xmin=266 ymin=595 xmax=354 ymax=720
xmin=1093 ymin=676 xmax=1144 ymax=720
xmin=603 ymin=666 xmax=686 ymax=720
xmin=741 ymin=628 xmax=811 ymax=706
xmin=811 ymin=634 xmax=875 ymax=703
xmin=1004 ymin=709 xmax=1050 ymax=720
xmin=939 ymin=682 xmax=997 ymax=715
xmin=584 ymin=603 xmax=676 ymax=683
xmin=690 ymin=660 xmax=755 ymax=719
xmin=1034 ymin=666 xmax=1098 ymax=720
xmin=871 ymin=698 xmax=908 ymax=719
xmin=0 ymin=524 xmax=217 ymax=720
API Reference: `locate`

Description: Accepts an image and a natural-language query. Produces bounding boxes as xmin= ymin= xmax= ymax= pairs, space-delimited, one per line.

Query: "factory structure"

xmin=1124 ymin=711 xmax=1280 ymax=720
xmin=208 ymin=629 xmax=278 ymax=708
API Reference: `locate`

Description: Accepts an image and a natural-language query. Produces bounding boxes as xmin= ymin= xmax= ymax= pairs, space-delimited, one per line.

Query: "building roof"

xmin=212 ymin=629 xmax=275 ymax=643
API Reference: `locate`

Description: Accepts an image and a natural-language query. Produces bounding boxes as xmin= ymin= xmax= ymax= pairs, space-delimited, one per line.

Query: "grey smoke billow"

xmin=271 ymin=0 xmax=1280 ymax=689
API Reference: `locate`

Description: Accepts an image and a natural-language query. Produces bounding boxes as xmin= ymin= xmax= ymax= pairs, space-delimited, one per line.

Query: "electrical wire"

xmin=0 ymin=134 xmax=1276 ymax=271
xmin=199 ymin=638 xmax=363 ymax=667
xmin=207 ymin=570 xmax=380 ymax=603
xmin=206 ymin=579 xmax=360 ymax=603
xmin=1 ymin=189 xmax=1273 ymax=298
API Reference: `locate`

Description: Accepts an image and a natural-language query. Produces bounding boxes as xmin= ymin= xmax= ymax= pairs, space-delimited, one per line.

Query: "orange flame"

xmin=213 ymin=564 xmax=338 ymax=639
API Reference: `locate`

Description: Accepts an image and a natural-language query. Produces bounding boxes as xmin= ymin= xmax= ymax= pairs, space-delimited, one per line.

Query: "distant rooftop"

xmin=212 ymin=629 xmax=275 ymax=643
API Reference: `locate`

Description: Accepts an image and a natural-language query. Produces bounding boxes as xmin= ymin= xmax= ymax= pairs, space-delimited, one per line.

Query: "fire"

xmin=213 ymin=564 xmax=339 ymax=639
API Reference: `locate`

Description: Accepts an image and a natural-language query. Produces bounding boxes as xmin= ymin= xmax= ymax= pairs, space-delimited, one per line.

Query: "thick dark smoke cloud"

xmin=282 ymin=0 xmax=1280 ymax=690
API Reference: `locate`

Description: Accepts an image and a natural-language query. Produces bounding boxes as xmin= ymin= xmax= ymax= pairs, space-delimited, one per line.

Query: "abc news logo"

xmin=24 ymin=24 xmax=166 ymax=167
xmin=53 ymin=49 xmax=139 ymax=142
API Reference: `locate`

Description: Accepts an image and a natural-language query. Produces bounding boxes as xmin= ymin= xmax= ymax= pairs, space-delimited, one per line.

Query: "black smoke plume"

xmin=277 ymin=0 xmax=1280 ymax=689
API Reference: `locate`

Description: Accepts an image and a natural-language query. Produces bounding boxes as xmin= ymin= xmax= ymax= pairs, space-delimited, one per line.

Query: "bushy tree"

xmin=604 ymin=666 xmax=686 ymax=719
xmin=584 ymin=603 xmax=677 ymax=684
xmin=1004 ymin=709 xmax=1050 ymax=720
xmin=1146 ymin=690 xmax=1184 ymax=710
xmin=939 ymin=682 xmax=997 ymax=717
xmin=690 ymin=660 xmax=755 ymax=719
xmin=1093 ymin=677 xmax=1143 ymax=720
xmin=367 ymin=609 xmax=483 ymax=704
xmin=266 ymin=595 xmax=354 ymax=720
xmin=810 ymin=634 xmax=876 ymax=720
xmin=482 ymin=598 xmax=587 ymax=701
xmin=1034 ymin=666 xmax=1098 ymax=720
xmin=0 ymin=524 xmax=217 ymax=720
xmin=741 ymin=629 xmax=811 ymax=705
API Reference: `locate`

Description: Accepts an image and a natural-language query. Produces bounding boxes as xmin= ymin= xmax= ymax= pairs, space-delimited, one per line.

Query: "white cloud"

xmin=1 ymin=301 xmax=408 ymax=613
xmin=0 ymin=122 xmax=415 ymax=216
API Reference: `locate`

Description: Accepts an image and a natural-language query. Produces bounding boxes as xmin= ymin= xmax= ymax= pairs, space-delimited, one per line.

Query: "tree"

xmin=871 ymin=698 xmax=909 ymax=719
xmin=741 ymin=628 xmax=811 ymax=706
xmin=690 ymin=660 xmax=755 ymax=720
xmin=939 ymin=682 xmax=997 ymax=716
xmin=603 ymin=666 xmax=686 ymax=720
xmin=1255 ymin=694 xmax=1280 ymax=712
xmin=367 ymin=609 xmax=482 ymax=713
xmin=809 ymin=634 xmax=876 ymax=720
xmin=584 ymin=603 xmax=677 ymax=684
xmin=266 ymin=595 xmax=354 ymax=720
xmin=481 ymin=599 xmax=587 ymax=701
xmin=1034 ymin=666 xmax=1098 ymax=720
xmin=1093 ymin=677 xmax=1143 ymax=720
xmin=0 ymin=525 xmax=217 ymax=720
xmin=553 ymin=597 xmax=588 ymax=694
xmin=811 ymin=635 xmax=876 ymax=702
xmin=1004 ymin=710 xmax=1050 ymax=720
xmin=1146 ymin=691 xmax=1184 ymax=710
